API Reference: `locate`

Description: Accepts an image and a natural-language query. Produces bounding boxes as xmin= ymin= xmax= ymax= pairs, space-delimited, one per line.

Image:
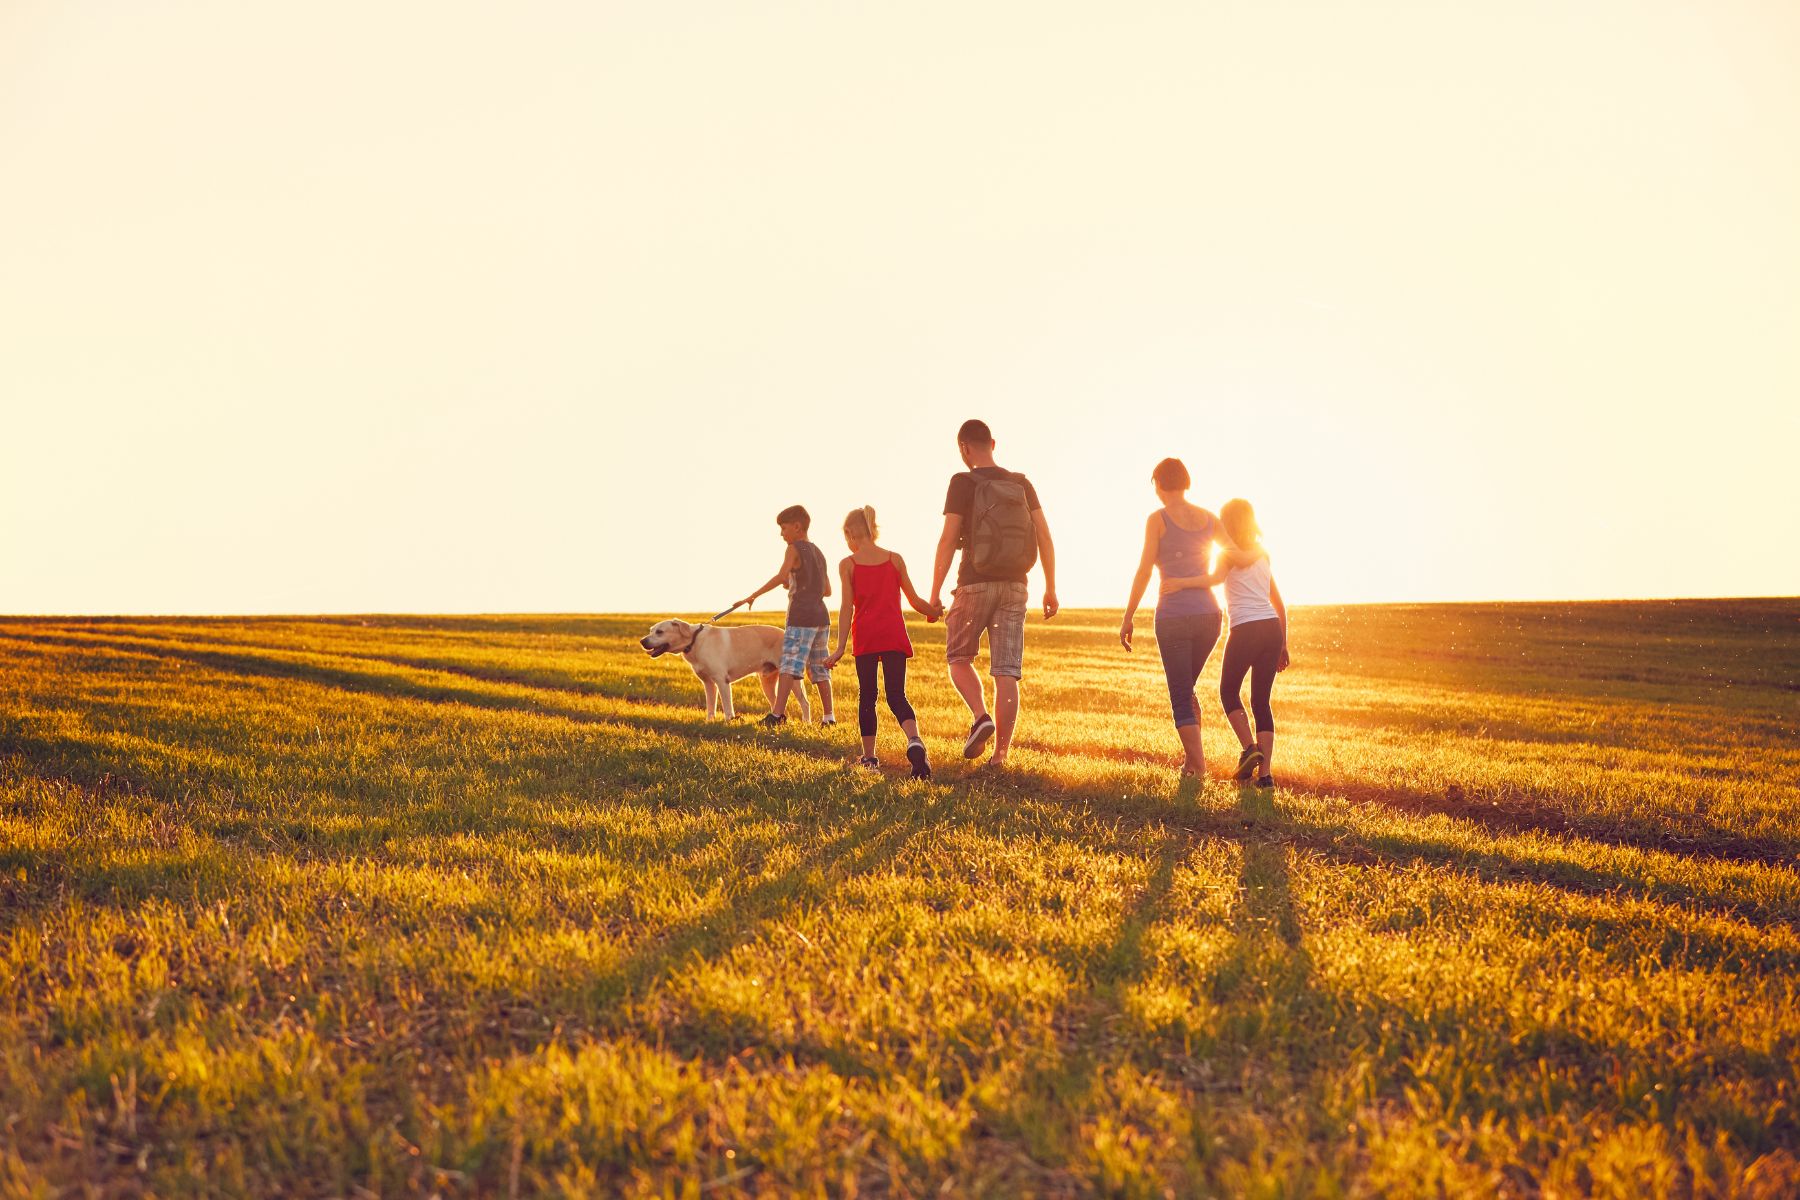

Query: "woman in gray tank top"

xmin=1120 ymin=458 xmax=1253 ymax=778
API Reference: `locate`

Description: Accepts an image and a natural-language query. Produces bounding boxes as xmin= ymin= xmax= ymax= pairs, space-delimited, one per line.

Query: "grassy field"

xmin=2 ymin=600 xmax=1797 ymax=1197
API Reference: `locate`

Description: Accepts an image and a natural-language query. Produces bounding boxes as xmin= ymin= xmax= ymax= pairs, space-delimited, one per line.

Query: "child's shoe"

xmin=905 ymin=740 xmax=932 ymax=780
xmin=760 ymin=713 xmax=787 ymax=728
xmin=819 ymin=715 xmax=837 ymax=727
xmin=1234 ymin=746 xmax=1265 ymax=782
xmin=857 ymin=756 xmax=880 ymax=771
xmin=1255 ymin=775 xmax=1276 ymax=790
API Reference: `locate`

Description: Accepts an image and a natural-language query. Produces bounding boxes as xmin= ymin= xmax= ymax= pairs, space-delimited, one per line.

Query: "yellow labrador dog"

xmin=639 ymin=619 xmax=811 ymax=722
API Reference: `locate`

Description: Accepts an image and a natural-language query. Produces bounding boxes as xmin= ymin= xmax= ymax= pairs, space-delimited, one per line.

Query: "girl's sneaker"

xmin=1234 ymin=746 xmax=1265 ymax=781
xmin=760 ymin=713 xmax=787 ymax=728
xmin=905 ymin=740 xmax=932 ymax=780
xmin=858 ymin=756 xmax=881 ymax=771
xmin=1255 ymin=775 xmax=1276 ymax=789
xmin=819 ymin=716 xmax=837 ymax=727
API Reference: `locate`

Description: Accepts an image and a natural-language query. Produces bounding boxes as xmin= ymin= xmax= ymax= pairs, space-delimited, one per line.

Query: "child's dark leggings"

xmin=855 ymin=651 xmax=915 ymax=737
xmin=1220 ymin=617 xmax=1283 ymax=732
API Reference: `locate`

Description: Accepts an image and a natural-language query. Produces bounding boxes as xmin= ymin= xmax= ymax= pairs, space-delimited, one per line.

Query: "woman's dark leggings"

xmin=1155 ymin=611 xmax=1222 ymax=729
xmin=1220 ymin=617 xmax=1283 ymax=732
xmin=855 ymin=651 xmax=915 ymax=737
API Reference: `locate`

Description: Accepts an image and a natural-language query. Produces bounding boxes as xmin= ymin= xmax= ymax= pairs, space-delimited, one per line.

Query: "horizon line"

xmin=3 ymin=594 xmax=1795 ymax=622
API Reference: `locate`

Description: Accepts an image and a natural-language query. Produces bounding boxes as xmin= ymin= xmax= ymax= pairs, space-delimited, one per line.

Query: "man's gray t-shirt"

xmin=943 ymin=468 xmax=1042 ymax=587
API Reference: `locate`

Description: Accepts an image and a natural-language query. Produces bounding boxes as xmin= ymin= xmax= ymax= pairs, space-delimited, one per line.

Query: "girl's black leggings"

xmin=1219 ymin=617 xmax=1283 ymax=732
xmin=855 ymin=651 xmax=916 ymax=737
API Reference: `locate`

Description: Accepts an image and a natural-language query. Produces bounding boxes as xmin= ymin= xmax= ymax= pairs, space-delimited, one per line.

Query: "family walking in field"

xmin=639 ymin=419 xmax=1288 ymax=787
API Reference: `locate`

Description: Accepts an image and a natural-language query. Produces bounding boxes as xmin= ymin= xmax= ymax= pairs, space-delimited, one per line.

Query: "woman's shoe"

xmin=858 ymin=756 xmax=881 ymax=770
xmin=1235 ymin=747 xmax=1265 ymax=781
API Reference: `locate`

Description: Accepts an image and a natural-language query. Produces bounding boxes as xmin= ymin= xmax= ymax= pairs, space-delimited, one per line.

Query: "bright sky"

xmin=3 ymin=2 xmax=1797 ymax=615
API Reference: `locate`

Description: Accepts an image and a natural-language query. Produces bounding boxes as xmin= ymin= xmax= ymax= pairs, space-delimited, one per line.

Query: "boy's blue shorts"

xmin=779 ymin=626 xmax=831 ymax=682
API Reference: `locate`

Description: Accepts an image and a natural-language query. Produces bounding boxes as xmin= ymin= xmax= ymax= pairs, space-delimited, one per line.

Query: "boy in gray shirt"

xmin=737 ymin=505 xmax=836 ymax=726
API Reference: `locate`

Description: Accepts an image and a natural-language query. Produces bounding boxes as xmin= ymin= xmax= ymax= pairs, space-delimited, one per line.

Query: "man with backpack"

xmin=928 ymin=418 xmax=1059 ymax=766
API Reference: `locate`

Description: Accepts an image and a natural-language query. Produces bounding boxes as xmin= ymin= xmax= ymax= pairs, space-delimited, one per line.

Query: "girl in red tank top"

xmin=825 ymin=506 xmax=938 ymax=778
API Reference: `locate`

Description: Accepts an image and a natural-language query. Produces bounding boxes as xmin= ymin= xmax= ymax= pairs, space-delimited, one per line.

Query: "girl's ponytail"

xmin=844 ymin=506 xmax=878 ymax=540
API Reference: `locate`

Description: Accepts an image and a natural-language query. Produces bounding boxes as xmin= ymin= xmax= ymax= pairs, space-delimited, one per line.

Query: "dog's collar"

xmin=678 ymin=625 xmax=707 ymax=655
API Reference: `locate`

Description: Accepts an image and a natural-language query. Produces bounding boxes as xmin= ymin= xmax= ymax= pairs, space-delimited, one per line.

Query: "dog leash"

xmin=676 ymin=600 xmax=750 ymax=656
xmin=702 ymin=600 xmax=748 ymax=627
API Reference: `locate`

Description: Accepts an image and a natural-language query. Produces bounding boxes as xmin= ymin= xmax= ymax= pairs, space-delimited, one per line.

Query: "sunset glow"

xmin=2 ymin=2 xmax=1796 ymax=613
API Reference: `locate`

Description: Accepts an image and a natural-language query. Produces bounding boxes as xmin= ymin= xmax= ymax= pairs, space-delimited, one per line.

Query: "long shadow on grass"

xmin=0 ymin=844 xmax=244 ymax=939
xmin=389 ymin=800 xmax=929 ymax=1076
xmin=1198 ymin=798 xmax=1800 ymax=1190
xmin=4 ymin=626 xmax=686 ymax=710
xmin=10 ymin=631 xmax=1797 ymax=933
xmin=1039 ymin=788 xmax=1792 ymax=1193
xmin=13 ymin=635 xmax=1800 ymax=1187
xmin=0 ymin=631 xmax=824 ymax=767
xmin=993 ymin=794 xmax=1343 ymax=1192
xmin=584 ymin=803 xmax=922 ymax=1013
xmin=975 ymin=730 xmax=1799 ymax=872
xmin=945 ymin=760 xmax=1800 ymax=930
xmin=1278 ymin=768 xmax=1797 ymax=871
xmin=1202 ymin=798 xmax=1338 ymax=1155
xmin=24 ymin=624 xmax=1795 ymax=874
xmin=982 ymin=827 xmax=1189 ymax=1182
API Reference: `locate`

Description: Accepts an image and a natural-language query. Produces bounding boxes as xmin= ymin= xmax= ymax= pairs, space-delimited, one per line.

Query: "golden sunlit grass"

xmin=1 ymin=600 xmax=1796 ymax=1196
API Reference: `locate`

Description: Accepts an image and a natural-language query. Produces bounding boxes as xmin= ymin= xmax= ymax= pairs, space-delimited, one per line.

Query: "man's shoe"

xmin=963 ymin=715 xmax=996 ymax=759
xmin=1234 ymin=746 xmax=1265 ymax=782
xmin=906 ymin=741 xmax=932 ymax=780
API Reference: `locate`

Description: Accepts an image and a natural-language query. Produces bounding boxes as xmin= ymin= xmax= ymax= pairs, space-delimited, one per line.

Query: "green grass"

xmin=1 ymin=599 xmax=1796 ymax=1196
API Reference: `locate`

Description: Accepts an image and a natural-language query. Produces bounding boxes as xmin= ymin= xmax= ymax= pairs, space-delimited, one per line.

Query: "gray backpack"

xmin=966 ymin=472 xmax=1037 ymax=576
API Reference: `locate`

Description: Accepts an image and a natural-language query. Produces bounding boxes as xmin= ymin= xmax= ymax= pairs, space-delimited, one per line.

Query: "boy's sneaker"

xmin=1234 ymin=747 xmax=1265 ymax=782
xmin=1255 ymin=775 xmax=1276 ymax=790
xmin=760 ymin=713 xmax=787 ymax=728
xmin=905 ymin=741 xmax=932 ymax=780
xmin=963 ymin=714 xmax=996 ymax=759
